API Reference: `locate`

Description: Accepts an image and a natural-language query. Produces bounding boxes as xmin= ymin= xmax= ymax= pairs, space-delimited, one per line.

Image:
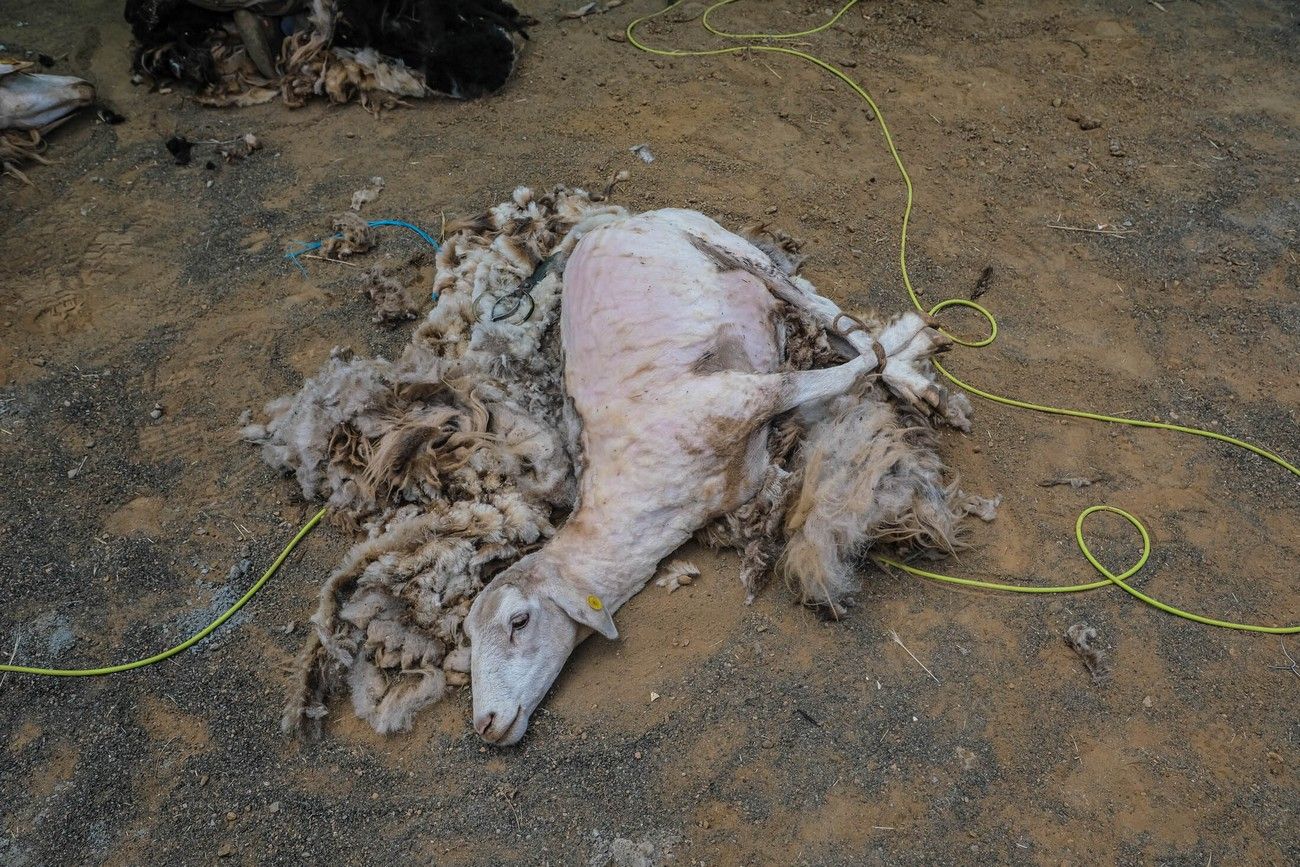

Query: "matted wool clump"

xmin=125 ymin=0 xmax=530 ymax=110
xmin=248 ymin=186 xmax=994 ymax=735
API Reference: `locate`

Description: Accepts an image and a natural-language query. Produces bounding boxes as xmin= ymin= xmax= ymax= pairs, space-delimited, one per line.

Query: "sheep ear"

xmin=545 ymin=581 xmax=618 ymax=640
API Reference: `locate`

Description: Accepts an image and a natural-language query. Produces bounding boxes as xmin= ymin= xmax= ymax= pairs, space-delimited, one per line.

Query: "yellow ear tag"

xmin=587 ymin=595 xmax=604 ymax=611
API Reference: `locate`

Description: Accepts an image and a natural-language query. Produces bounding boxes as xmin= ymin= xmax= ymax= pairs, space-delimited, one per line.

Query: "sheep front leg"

xmin=773 ymin=357 xmax=876 ymax=414
xmin=704 ymin=356 xmax=876 ymax=426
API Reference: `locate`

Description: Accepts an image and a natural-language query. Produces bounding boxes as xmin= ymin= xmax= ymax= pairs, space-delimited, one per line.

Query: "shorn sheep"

xmin=465 ymin=208 xmax=969 ymax=744
xmin=246 ymin=187 xmax=995 ymax=742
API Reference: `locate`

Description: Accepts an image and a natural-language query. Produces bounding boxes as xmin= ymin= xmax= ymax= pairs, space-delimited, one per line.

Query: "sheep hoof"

xmin=927 ymin=329 xmax=954 ymax=353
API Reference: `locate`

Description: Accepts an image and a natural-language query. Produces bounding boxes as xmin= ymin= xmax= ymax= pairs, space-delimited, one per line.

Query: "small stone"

xmin=649 ymin=692 xmax=660 ymax=702
xmin=268 ymin=801 xmax=281 ymax=814
xmin=606 ymin=30 xmax=626 ymax=42
xmin=1051 ymin=96 xmax=1062 ymax=108
xmin=225 ymin=811 xmax=237 ymax=822
xmin=85 ymin=439 xmax=95 ymax=449
xmin=218 ymin=842 xmax=234 ymax=858
xmin=755 ymin=625 xmax=768 ymax=633
xmin=633 ymin=751 xmax=642 ymax=759
xmin=1078 ymin=117 xmax=1102 ymax=131
xmin=761 ymin=739 xmax=775 ymax=749
xmin=149 ymin=404 xmax=163 ymax=420
xmin=1142 ymin=695 xmax=1153 ymax=708
xmin=200 ymin=774 xmax=210 ymax=786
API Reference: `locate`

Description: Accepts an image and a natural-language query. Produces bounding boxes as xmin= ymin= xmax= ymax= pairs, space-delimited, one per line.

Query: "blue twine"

xmin=284 ymin=219 xmax=442 ymax=301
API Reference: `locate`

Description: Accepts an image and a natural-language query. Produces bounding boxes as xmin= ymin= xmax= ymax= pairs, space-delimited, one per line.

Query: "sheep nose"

xmin=474 ymin=711 xmax=496 ymax=738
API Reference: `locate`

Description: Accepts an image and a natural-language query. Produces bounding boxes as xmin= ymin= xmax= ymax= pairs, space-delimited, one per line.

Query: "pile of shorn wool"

xmin=247 ymin=186 xmax=997 ymax=736
xmin=125 ymin=0 xmax=529 ymax=109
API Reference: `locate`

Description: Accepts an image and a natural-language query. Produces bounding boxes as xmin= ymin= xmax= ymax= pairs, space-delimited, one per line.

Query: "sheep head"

xmin=465 ymin=552 xmax=617 ymax=745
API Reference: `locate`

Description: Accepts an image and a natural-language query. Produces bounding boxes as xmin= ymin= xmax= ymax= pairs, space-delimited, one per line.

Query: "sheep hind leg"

xmin=685 ymin=232 xmax=937 ymax=359
xmin=686 ymin=232 xmax=966 ymax=427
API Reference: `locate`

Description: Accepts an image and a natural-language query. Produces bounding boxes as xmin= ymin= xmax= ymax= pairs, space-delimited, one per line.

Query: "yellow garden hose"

xmin=629 ymin=0 xmax=1299 ymax=634
xmin=0 ymin=508 xmax=327 ymax=677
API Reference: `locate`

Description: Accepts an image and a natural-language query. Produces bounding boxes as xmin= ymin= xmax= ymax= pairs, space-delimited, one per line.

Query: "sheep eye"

xmin=509 ymin=612 xmax=530 ymax=632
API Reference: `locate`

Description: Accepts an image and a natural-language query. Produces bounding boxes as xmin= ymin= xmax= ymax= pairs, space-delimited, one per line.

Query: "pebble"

xmin=149 ymin=403 xmax=164 ymax=420
xmin=649 ymin=692 xmax=660 ymax=702
xmin=1143 ymin=695 xmax=1153 ymax=708
xmin=225 ymin=811 xmax=237 ymax=822
xmin=218 ymin=842 xmax=234 ymax=858
xmin=606 ymin=30 xmax=626 ymax=42
xmin=1051 ymin=97 xmax=1062 ymax=108
xmin=268 ymin=801 xmax=281 ymax=814
xmin=1077 ymin=117 xmax=1103 ymax=131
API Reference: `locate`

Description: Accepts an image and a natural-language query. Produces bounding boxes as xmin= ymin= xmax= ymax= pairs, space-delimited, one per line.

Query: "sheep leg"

xmin=685 ymin=232 xmax=939 ymax=359
xmin=687 ymin=231 xmax=969 ymax=429
xmin=233 ymin=10 xmax=277 ymax=80
xmin=696 ymin=357 xmax=873 ymax=435
xmin=773 ymin=357 xmax=875 ymax=414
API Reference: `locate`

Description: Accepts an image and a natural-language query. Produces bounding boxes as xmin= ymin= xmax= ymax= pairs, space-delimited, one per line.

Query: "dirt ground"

xmin=2 ymin=0 xmax=1298 ymax=864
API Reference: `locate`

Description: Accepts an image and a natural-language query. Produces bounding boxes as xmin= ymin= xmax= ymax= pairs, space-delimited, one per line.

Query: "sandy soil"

xmin=2 ymin=0 xmax=1298 ymax=864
